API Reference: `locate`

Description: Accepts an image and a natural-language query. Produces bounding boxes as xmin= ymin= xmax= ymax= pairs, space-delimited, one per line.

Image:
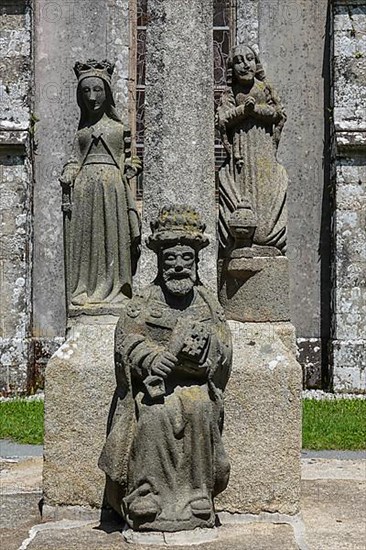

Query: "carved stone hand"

xmin=150 ymin=350 xmax=177 ymax=378
xmin=59 ymin=164 xmax=79 ymax=186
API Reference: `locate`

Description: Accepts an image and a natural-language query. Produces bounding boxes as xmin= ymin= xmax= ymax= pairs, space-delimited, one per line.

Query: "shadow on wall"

xmin=320 ymin=2 xmax=333 ymax=391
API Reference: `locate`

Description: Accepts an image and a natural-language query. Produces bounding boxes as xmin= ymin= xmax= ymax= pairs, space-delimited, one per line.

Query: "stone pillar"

xmin=331 ymin=1 xmax=366 ymax=393
xmin=216 ymin=322 xmax=302 ymax=515
xmin=141 ymin=0 xmax=216 ymax=290
xmin=33 ymin=0 xmax=130 ymax=375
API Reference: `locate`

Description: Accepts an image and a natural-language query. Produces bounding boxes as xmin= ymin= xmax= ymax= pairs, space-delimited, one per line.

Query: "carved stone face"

xmin=80 ymin=76 xmax=106 ymax=114
xmin=161 ymin=244 xmax=197 ymax=297
xmin=232 ymin=46 xmax=256 ymax=85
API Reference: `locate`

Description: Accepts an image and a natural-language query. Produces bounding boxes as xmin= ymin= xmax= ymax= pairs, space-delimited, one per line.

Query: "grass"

xmin=302 ymin=399 xmax=366 ymax=451
xmin=0 ymin=399 xmax=44 ymax=445
xmin=0 ymin=398 xmax=365 ymax=450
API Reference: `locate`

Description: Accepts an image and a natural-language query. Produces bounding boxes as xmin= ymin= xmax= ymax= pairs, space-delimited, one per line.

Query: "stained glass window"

xmin=134 ymin=0 xmax=234 ymax=197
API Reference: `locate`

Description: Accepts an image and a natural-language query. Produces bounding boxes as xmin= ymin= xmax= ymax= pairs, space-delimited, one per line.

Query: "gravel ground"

xmin=302 ymin=390 xmax=365 ymax=400
xmin=1 ymin=390 xmax=365 ymax=402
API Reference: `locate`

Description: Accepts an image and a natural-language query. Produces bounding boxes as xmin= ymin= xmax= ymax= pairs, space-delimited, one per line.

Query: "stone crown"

xmin=74 ymin=59 xmax=115 ymax=85
xmin=146 ymin=205 xmax=209 ymax=252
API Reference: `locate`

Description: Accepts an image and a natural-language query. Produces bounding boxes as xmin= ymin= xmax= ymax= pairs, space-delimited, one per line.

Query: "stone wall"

xmin=236 ymin=0 xmax=331 ymax=388
xmin=331 ymin=0 xmax=366 ymax=393
xmin=0 ymin=1 xmax=32 ymax=392
xmin=1 ymin=1 xmax=365 ymax=392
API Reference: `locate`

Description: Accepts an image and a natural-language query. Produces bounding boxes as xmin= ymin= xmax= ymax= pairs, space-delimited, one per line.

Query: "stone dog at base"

xmin=99 ymin=206 xmax=232 ymax=532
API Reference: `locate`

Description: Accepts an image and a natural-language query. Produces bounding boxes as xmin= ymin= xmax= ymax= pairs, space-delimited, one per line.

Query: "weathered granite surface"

xmin=140 ymin=0 xmax=216 ymax=290
xmin=218 ymin=256 xmax=290 ymax=323
xmin=99 ymin=207 xmax=232 ymax=532
xmin=43 ymin=318 xmax=117 ymax=508
xmin=0 ymin=3 xmax=32 ymax=392
xmin=331 ymin=2 xmax=366 ymax=393
xmin=216 ymin=321 xmax=302 ymax=515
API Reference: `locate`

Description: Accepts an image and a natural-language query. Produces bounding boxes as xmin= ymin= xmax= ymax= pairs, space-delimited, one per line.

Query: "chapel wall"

xmin=0 ymin=0 xmax=33 ymax=392
xmin=1 ymin=1 xmax=364 ymax=393
xmin=331 ymin=0 xmax=366 ymax=393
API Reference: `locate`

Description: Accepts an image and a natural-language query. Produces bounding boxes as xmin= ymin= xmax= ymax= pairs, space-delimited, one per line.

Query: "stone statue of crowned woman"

xmin=59 ymin=59 xmax=141 ymax=314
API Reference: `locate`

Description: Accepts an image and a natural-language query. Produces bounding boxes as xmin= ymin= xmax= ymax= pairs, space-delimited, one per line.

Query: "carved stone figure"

xmin=217 ymin=45 xmax=288 ymax=257
xmin=99 ymin=206 xmax=232 ymax=532
xmin=59 ymin=60 xmax=141 ymax=313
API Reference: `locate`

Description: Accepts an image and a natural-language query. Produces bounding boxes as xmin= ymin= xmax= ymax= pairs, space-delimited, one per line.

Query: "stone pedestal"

xmin=219 ymin=256 xmax=290 ymax=323
xmin=216 ymin=321 xmax=302 ymax=515
xmin=43 ymin=316 xmax=117 ymax=509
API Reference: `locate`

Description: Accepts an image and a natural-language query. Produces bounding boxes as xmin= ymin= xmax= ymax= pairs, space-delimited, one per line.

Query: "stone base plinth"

xmin=216 ymin=321 xmax=302 ymax=515
xmin=43 ymin=316 xmax=118 ymax=508
xmin=218 ymin=257 xmax=290 ymax=322
xmin=332 ymin=339 xmax=366 ymax=394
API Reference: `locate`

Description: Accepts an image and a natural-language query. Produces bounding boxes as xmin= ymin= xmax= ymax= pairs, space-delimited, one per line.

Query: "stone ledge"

xmin=0 ymin=129 xmax=29 ymax=147
xmin=335 ymin=131 xmax=366 ymax=151
xmin=332 ymin=339 xmax=366 ymax=394
xmin=43 ymin=319 xmax=117 ymax=509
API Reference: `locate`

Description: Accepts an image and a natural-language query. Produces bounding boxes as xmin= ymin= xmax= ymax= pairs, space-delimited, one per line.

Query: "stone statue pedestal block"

xmin=43 ymin=316 xmax=117 ymax=510
xmin=216 ymin=321 xmax=302 ymax=515
xmin=218 ymin=256 xmax=290 ymax=323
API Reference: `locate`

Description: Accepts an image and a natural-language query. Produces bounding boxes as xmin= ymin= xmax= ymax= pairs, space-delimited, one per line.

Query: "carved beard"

xmin=162 ymin=270 xmax=196 ymax=297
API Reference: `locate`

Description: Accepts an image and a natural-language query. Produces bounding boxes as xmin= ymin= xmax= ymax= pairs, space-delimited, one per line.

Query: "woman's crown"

xmin=74 ymin=59 xmax=115 ymax=84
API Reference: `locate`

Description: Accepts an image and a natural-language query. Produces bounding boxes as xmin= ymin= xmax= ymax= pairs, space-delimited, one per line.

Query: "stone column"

xmin=331 ymin=1 xmax=366 ymax=393
xmin=140 ymin=0 xmax=216 ymax=290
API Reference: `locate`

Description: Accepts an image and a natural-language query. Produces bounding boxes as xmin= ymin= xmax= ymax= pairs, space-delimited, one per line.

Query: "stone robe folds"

xmin=217 ymin=79 xmax=287 ymax=254
xmin=63 ymin=117 xmax=140 ymax=308
xmin=99 ymin=284 xmax=232 ymax=532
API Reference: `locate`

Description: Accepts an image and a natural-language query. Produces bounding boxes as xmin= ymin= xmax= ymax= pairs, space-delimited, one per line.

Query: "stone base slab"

xmin=0 ymin=337 xmax=31 ymax=392
xmin=41 ymin=504 xmax=102 ymax=523
xmin=332 ymin=339 xmax=366 ymax=394
xmin=123 ymin=526 xmax=218 ymax=546
xmin=216 ymin=321 xmax=302 ymax=515
xmin=43 ymin=317 xmax=301 ymax=516
xmin=43 ymin=317 xmax=118 ymax=508
xmin=218 ymin=257 xmax=290 ymax=322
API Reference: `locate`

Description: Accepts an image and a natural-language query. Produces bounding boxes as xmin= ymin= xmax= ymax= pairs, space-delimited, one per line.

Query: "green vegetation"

xmin=0 ymin=398 xmax=365 ymax=450
xmin=0 ymin=399 xmax=44 ymax=445
xmin=302 ymin=399 xmax=366 ymax=451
